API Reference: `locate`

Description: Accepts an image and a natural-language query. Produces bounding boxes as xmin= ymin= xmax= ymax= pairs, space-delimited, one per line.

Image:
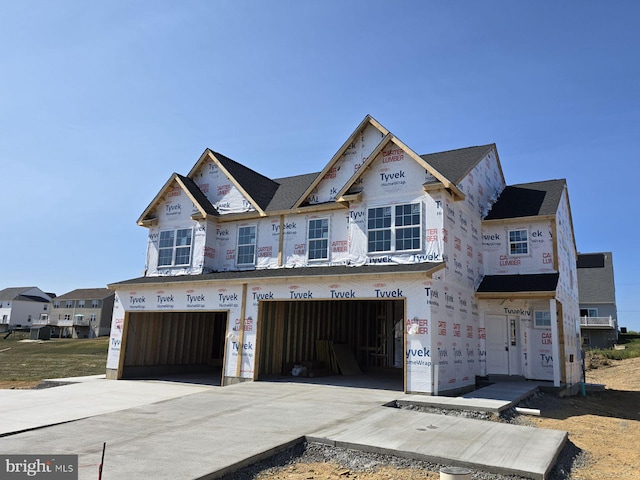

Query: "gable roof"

xmin=137 ymin=173 xmax=218 ymax=226
xmin=292 ymin=115 xmax=390 ymax=209
xmin=484 ymin=179 xmax=567 ymax=220
xmin=55 ymin=288 xmax=114 ymax=301
xmin=0 ymin=287 xmax=51 ymax=302
xmin=476 ymin=273 xmax=559 ymax=297
xmin=265 ymin=172 xmax=320 ymax=212
xmin=420 ymin=144 xmax=501 ymax=186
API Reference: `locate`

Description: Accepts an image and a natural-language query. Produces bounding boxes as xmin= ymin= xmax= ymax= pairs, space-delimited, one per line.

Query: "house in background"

xmin=0 ymin=287 xmax=53 ymax=332
xmin=106 ymin=115 xmax=582 ymax=395
xmin=51 ymin=288 xmax=115 ymax=338
xmin=577 ymin=252 xmax=618 ymax=349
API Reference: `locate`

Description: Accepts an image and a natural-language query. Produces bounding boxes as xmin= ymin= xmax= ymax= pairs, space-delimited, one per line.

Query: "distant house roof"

xmin=484 ymin=179 xmax=566 ymax=220
xmin=55 ymin=288 xmax=114 ymax=301
xmin=577 ymin=252 xmax=617 ymax=304
xmin=0 ymin=287 xmax=51 ymax=302
xmin=420 ymin=144 xmax=497 ymax=186
xmin=109 ymin=262 xmax=446 ymax=287
xmin=476 ymin=273 xmax=559 ymax=296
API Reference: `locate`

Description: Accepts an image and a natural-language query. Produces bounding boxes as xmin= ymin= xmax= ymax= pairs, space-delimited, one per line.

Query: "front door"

xmin=486 ymin=315 xmax=509 ymax=375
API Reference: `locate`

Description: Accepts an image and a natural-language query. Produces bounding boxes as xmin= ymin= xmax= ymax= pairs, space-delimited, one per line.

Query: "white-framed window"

xmin=90 ymin=314 xmax=97 ymax=322
xmin=158 ymin=228 xmax=193 ymax=267
xmin=308 ymin=218 xmax=329 ymax=261
xmin=91 ymin=300 xmax=100 ymax=308
xmin=508 ymin=229 xmax=529 ymax=256
xmin=236 ymin=225 xmax=257 ymax=266
xmin=27 ymin=315 xmax=32 ymax=322
xmin=580 ymin=308 xmax=598 ymax=317
xmin=43 ymin=304 xmax=48 ymax=311
xmin=53 ymin=301 xmax=60 ymax=309
xmin=66 ymin=300 xmax=74 ymax=308
xmin=534 ymin=311 xmax=551 ymax=328
xmin=78 ymin=300 xmax=85 ymax=308
xmin=367 ymin=203 xmax=421 ymax=253
xmin=64 ymin=314 xmax=71 ymax=321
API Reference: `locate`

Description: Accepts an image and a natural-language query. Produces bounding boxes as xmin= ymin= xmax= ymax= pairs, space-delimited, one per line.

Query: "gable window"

xmin=534 ymin=311 xmax=551 ymax=328
xmin=368 ymin=203 xmax=421 ymax=253
xmin=508 ymin=229 xmax=529 ymax=255
xmin=237 ymin=226 xmax=257 ymax=265
xmin=158 ymin=228 xmax=193 ymax=267
xmin=308 ymin=218 xmax=329 ymax=260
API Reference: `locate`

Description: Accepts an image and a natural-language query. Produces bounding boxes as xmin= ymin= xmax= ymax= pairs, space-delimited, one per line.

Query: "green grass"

xmin=592 ymin=333 xmax=640 ymax=360
xmin=0 ymin=334 xmax=109 ymax=386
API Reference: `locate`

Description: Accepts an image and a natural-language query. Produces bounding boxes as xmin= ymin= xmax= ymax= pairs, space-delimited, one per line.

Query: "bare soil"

xmin=250 ymin=356 xmax=640 ymax=480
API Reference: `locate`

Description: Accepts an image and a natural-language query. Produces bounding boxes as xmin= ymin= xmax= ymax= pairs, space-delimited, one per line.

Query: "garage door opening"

xmin=121 ymin=311 xmax=227 ymax=385
xmin=257 ymin=299 xmax=404 ymax=391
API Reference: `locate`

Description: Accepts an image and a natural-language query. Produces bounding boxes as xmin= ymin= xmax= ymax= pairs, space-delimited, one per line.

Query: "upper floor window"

xmin=66 ymin=300 xmax=74 ymax=308
xmin=78 ymin=300 xmax=85 ymax=308
xmin=237 ymin=226 xmax=256 ymax=266
xmin=91 ymin=300 xmax=100 ymax=308
xmin=534 ymin=311 xmax=551 ymax=328
xmin=367 ymin=203 xmax=421 ymax=253
xmin=43 ymin=304 xmax=48 ymax=311
xmin=308 ymin=218 xmax=329 ymax=261
xmin=508 ymin=229 xmax=528 ymax=256
xmin=580 ymin=308 xmax=598 ymax=317
xmin=90 ymin=314 xmax=97 ymax=322
xmin=53 ymin=301 xmax=60 ymax=309
xmin=158 ymin=228 xmax=193 ymax=267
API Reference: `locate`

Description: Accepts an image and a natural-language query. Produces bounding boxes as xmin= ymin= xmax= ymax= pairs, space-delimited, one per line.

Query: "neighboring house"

xmin=0 ymin=287 xmax=53 ymax=332
xmin=52 ymin=289 xmax=115 ymax=338
xmin=106 ymin=115 xmax=582 ymax=395
xmin=577 ymin=252 xmax=618 ymax=349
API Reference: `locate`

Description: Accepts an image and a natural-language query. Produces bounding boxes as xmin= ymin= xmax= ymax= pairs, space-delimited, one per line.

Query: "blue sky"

xmin=1 ymin=2 xmax=639 ymax=331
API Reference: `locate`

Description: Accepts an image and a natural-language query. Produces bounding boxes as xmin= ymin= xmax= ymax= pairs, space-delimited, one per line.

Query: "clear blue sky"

xmin=1 ymin=2 xmax=638 ymax=331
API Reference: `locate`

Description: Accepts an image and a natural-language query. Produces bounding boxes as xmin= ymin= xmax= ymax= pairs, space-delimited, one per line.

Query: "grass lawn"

xmin=0 ymin=333 xmax=109 ymax=388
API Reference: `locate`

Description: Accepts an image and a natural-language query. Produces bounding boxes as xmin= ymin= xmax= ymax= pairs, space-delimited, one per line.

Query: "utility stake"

xmin=98 ymin=442 xmax=106 ymax=480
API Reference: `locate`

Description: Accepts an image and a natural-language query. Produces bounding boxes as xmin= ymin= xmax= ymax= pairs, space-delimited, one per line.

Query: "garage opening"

xmin=257 ymin=299 xmax=404 ymax=390
xmin=122 ymin=311 xmax=227 ymax=385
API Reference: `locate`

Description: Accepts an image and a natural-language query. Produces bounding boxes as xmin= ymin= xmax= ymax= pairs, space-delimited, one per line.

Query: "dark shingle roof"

xmin=176 ymin=174 xmax=219 ymax=216
xmin=477 ymin=273 xmax=559 ymax=293
xmin=0 ymin=287 xmax=51 ymax=302
xmin=484 ymin=179 xmax=566 ymax=220
xmin=55 ymin=288 xmax=114 ymax=301
xmin=109 ymin=262 xmax=446 ymax=287
xmin=266 ymin=172 xmax=320 ymax=211
xmin=577 ymin=252 xmax=616 ymax=303
xmin=212 ymin=151 xmax=280 ymax=211
xmin=420 ymin=144 xmax=495 ymax=185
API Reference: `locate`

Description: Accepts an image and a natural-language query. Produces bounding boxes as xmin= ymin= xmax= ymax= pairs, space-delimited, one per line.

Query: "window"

xmin=158 ymin=228 xmax=193 ymax=267
xmin=43 ymin=305 xmax=47 ymax=311
xmin=580 ymin=308 xmax=598 ymax=317
xmin=308 ymin=218 xmax=329 ymax=260
xmin=2 ymin=315 xmax=7 ymax=321
xmin=90 ymin=314 xmax=97 ymax=322
xmin=53 ymin=301 xmax=60 ymax=308
xmin=91 ymin=300 xmax=100 ymax=308
xmin=534 ymin=311 xmax=551 ymax=328
xmin=66 ymin=300 xmax=74 ymax=308
xmin=27 ymin=315 xmax=32 ymax=322
xmin=368 ymin=203 xmax=421 ymax=253
xmin=64 ymin=314 xmax=71 ymax=321
xmin=508 ymin=229 xmax=528 ymax=255
xmin=78 ymin=300 xmax=85 ymax=308
xmin=237 ymin=226 xmax=257 ymax=265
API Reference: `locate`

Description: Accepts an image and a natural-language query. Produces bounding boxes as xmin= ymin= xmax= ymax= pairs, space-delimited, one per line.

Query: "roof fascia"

xmin=137 ymin=173 xmax=180 ymax=227
xmin=336 ymin=135 xmax=466 ymax=202
xmin=292 ymin=115 xmax=390 ymax=209
xmin=475 ymin=291 xmax=556 ymax=299
xmin=482 ymin=214 xmax=556 ymax=225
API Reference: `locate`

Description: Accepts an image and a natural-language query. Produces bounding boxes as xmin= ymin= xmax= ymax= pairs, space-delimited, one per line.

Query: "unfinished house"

xmin=106 ymin=115 xmax=582 ymax=395
xmin=577 ymin=252 xmax=618 ymax=348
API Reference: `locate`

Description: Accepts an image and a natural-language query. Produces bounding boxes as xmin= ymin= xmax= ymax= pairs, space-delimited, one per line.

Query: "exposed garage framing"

xmin=119 ymin=310 xmax=227 ymax=380
xmin=255 ymin=299 xmax=405 ymax=385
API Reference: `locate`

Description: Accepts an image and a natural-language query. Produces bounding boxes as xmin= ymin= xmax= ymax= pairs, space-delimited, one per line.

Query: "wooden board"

xmin=330 ymin=343 xmax=362 ymax=375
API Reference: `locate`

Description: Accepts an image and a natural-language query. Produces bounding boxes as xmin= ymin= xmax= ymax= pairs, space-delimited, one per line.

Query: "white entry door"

xmin=486 ymin=315 xmax=509 ymax=375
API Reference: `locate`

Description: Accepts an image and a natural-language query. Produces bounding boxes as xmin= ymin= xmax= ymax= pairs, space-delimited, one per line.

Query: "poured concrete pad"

xmin=308 ymin=406 xmax=567 ymax=480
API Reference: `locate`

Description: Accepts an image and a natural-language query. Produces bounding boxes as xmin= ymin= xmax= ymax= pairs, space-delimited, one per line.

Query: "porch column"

xmin=549 ymin=298 xmax=561 ymax=387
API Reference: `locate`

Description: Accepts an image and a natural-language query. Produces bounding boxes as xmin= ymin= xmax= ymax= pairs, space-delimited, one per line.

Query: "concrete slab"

xmin=308 ymin=406 xmax=567 ymax=480
xmin=0 ymin=380 xmax=567 ymax=480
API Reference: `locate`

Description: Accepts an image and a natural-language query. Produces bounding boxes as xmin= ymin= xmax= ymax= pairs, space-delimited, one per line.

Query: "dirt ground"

xmin=253 ymin=356 xmax=640 ymax=480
